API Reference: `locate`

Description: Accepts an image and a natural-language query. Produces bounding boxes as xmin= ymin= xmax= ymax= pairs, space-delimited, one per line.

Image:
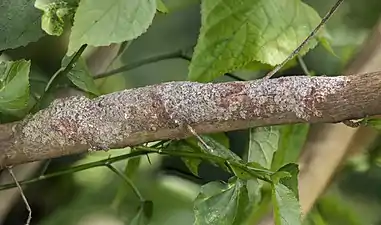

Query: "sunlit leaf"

xmin=272 ymin=183 xmax=301 ymax=225
xmin=0 ymin=0 xmax=45 ymax=50
xmin=0 ymin=60 xmax=31 ymax=115
xmin=189 ymin=0 xmax=322 ymax=82
xmin=272 ymin=124 xmax=309 ymax=170
xmin=194 ymin=178 xmax=252 ymax=225
xmin=247 ymin=126 xmax=279 ymax=168
xmin=67 ymin=0 xmax=157 ymax=55
xmin=35 ymin=0 xmax=78 ymax=36
xmin=156 ymin=0 xmax=169 ymax=13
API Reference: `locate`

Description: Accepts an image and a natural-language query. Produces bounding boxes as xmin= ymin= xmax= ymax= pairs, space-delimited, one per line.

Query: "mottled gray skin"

xmin=3 ymin=74 xmax=351 ymax=165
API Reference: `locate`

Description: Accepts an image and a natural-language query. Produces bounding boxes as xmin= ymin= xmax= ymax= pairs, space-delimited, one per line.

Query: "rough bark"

xmin=0 ymin=72 xmax=380 ymax=166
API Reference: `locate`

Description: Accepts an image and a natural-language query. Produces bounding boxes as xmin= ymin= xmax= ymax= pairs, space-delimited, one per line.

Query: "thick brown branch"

xmin=1 ymin=72 xmax=380 ymax=166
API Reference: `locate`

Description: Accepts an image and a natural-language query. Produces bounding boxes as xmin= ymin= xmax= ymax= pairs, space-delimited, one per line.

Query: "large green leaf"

xmin=272 ymin=183 xmax=301 ymax=225
xmin=194 ymin=178 xmax=251 ymax=225
xmin=189 ymin=0 xmax=322 ymax=82
xmin=67 ymin=0 xmax=157 ymax=55
xmin=272 ymin=124 xmax=309 ymax=170
xmin=0 ymin=60 xmax=31 ymax=115
xmin=0 ymin=0 xmax=45 ymax=50
xmin=247 ymin=126 xmax=279 ymax=168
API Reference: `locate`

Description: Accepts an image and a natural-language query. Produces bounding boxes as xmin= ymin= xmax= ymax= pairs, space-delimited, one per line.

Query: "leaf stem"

xmin=297 ymin=56 xmax=311 ymax=76
xmin=7 ymin=167 xmax=32 ymax=225
xmin=264 ymin=0 xmax=344 ymax=79
xmin=106 ymin=164 xmax=145 ymax=202
xmin=30 ymin=45 xmax=88 ymax=113
xmin=45 ymin=44 xmax=88 ymax=92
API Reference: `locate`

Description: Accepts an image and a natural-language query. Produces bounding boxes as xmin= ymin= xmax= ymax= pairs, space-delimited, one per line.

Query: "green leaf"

xmin=62 ymin=56 xmax=101 ymax=96
xmin=194 ymin=178 xmax=251 ymax=225
xmin=35 ymin=0 xmax=78 ymax=36
xmin=272 ymin=124 xmax=309 ymax=170
xmin=188 ymin=0 xmax=322 ymax=82
xmin=247 ymin=126 xmax=279 ymax=168
xmin=0 ymin=60 xmax=31 ymax=115
xmin=130 ymin=201 xmax=154 ymax=225
xmin=165 ymin=133 xmax=235 ymax=176
xmin=272 ymin=183 xmax=301 ymax=225
xmin=0 ymin=0 xmax=45 ymax=50
xmin=242 ymin=59 xmax=297 ymax=73
xmin=165 ymin=140 xmax=202 ymax=176
xmin=67 ymin=0 xmax=157 ymax=55
xmin=272 ymin=163 xmax=299 ymax=199
xmin=156 ymin=0 xmax=169 ymax=13
xmin=318 ymin=36 xmax=337 ymax=58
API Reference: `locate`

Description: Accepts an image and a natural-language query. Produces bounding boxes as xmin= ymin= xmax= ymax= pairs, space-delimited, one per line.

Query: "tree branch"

xmin=0 ymin=72 xmax=380 ymax=166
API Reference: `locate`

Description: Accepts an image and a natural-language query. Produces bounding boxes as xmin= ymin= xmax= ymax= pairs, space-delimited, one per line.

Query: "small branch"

xmin=0 ymin=71 xmax=380 ymax=166
xmin=94 ymin=50 xmax=183 ymax=79
xmin=0 ymin=146 xmax=271 ymax=190
xmin=106 ymin=164 xmax=144 ymax=202
xmin=45 ymin=44 xmax=88 ymax=92
xmin=94 ymin=50 xmax=246 ymax=81
xmin=7 ymin=167 xmax=32 ymax=225
xmin=265 ymin=0 xmax=345 ymax=79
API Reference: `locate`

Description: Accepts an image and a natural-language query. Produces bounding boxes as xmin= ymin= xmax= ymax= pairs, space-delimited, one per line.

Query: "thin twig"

xmin=94 ymin=50 xmax=247 ymax=81
xmin=264 ymin=0 xmax=344 ymax=79
xmin=106 ymin=164 xmax=145 ymax=202
xmin=94 ymin=51 xmax=183 ymax=79
xmin=30 ymin=45 xmax=88 ymax=113
xmin=39 ymin=159 xmax=51 ymax=176
xmin=45 ymin=44 xmax=88 ymax=92
xmin=7 ymin=167 xmax=32 ymax=225
xmin=0 ymin=144 xmax=273 ymax=190
xmin=186 ymin=124 xmax=215 ymax=153
xmin=297 ymin=56 xmax=312 ymax=76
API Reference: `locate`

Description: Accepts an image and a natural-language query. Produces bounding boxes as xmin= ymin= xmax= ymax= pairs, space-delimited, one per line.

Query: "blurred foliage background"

xmin=2 ymin=0 xmax=381 ymax=224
